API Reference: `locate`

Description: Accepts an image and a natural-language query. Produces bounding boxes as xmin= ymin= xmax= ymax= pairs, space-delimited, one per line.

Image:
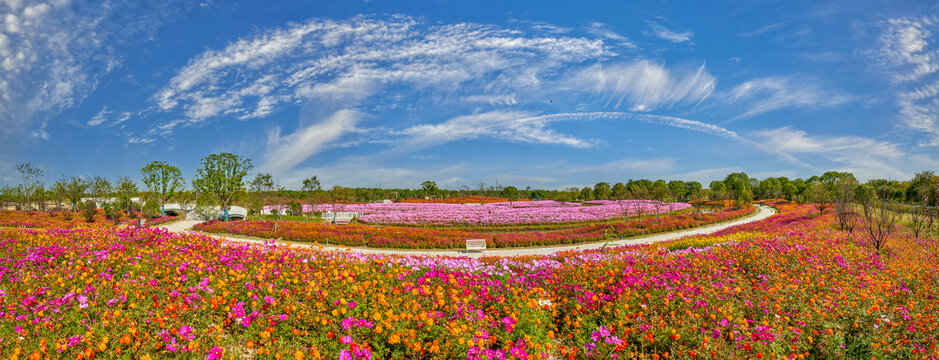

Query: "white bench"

xmin=465 ymin=239 xmax=487 ymax=252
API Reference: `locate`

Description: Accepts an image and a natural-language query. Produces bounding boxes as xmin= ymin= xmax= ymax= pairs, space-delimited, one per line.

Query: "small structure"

xmin=465 ymin=239 xmax=487 ymax=252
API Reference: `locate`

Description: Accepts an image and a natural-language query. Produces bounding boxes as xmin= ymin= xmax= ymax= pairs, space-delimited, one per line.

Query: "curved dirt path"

xmin=161 ymin=205 xmax=776 ymax=258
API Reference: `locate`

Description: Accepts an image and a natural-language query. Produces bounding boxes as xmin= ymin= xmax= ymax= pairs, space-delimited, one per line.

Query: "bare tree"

xmin=858 ymin=190 xmax=900 ymax=251
xmin=618 ymin=200 xmax=649 ymax=229
xmin=908 ymin=203 xmax=932 ymax=239
xmin=833 ymin=177 xmax=858 ymax=232
xmin=89 ymin=176 xmax=112 ymax=208
xmin=16 ymin=163 xmax=42 ymax=211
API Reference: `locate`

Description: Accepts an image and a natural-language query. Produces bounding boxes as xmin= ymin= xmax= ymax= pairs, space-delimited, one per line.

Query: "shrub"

xmin=288 ymin=201 xmax=302 ymax=216
xmin=142 ymin=200 xmax=161 ymax=218
xmin=82 ymin=200 xmax=97 ymax=222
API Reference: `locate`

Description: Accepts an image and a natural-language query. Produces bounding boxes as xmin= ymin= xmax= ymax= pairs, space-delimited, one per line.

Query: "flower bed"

xmin=146 ymin=216 xmax=179 ymax=226
xmin=265 ymin=200 xmax=691 ymax=226
xmin=0 ymin=210 xmax=118 ymax=229
xmin=194 ymin=207 xmax=755 ymax=249
xmin=0 ymin=202 xmax=936 ymax=359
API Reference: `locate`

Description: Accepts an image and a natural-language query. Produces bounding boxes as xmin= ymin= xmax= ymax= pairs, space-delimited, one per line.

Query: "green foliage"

xmin=611 ymin=183 xmax=628 ymax=200
xmin=192 ymin=153 xmax=253 ymax=220
xmin=82 ymin=200 xmax=97 ymax=222
xmin=114 ymin=176 xmax=139 ymax=214
xmin=723 ymin=172 xmax=752 ymax=205
xmin=420 ymin=180 xmax=439 ymax=200
xmin=62 ymin=176 xmax=89 ymax=211
xmin=142 ymin=200 xmax=161 ymax=218
xmin=593 ymin=182 xmax=611 ymax=200
xmin=501 ymin=186 xmax=519 ymax=201
xmin=140 ymin=161 xmax=183 ymax=216
xmin=288 ymin=200 xmax=302 ymax=215
xmin=668 ymin=180 xmax=686 ymax=201
xmin=301 ymin=176 xmax=321 ymax=192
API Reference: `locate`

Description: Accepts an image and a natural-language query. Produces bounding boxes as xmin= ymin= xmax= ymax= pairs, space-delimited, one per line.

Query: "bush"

xmin=142 ymin=200 xmax=161 ymax=218
xmin=82 ymin=200 xmax=97 ymax=222
xmin=288 ymin=201 xmax=302 ymax=216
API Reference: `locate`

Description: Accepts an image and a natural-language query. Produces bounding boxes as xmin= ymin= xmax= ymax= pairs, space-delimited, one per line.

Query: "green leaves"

xmin=140 ymin=161 xmax=183 ymax=206
xmin=192 ymin=153 xmax=253 ymax=211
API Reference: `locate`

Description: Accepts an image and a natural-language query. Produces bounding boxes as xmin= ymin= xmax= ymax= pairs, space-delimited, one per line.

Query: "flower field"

xmin=194 ymin=207 xmax=754 ymax=249
xmin=268 ymin=200 xmax=691 ymax=226
xmin=0 ymin=201 xmax=937 ymax=359
xmin=0 ymin=211 xmax=118 ymax=229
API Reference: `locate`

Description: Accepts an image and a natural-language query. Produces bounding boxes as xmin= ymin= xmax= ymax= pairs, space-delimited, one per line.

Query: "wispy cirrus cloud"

xmin=645 ymin=21 xmax=693 ymax=43
xmin=393 ymin=111 xmax=600 ymax=153
xmin=151 ymin=15 xmax=613 ymax=132
xmin=573 ymin=61 xmax=715 ymax=111
xmin=724 ymin=76 xmax=851 ymax=120
xmin=874 ymin=16 xmax=939 ymax=146
xmin=262 ymin=109 xmax=361 ymax=175
xmin=875 ymin=16 xmax=939 ymax=83
xmin=0 ymin=0 xmax=199 ymax=143
xmin=586 ymin=22 xmax=637 ymax=48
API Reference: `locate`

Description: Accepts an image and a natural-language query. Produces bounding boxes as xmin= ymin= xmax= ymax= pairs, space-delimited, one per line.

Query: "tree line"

xmin=3 ymin=157 xmax=937 ymax=224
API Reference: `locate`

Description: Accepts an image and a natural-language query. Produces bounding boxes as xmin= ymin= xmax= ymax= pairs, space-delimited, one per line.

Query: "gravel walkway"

xmin=160 ymin=205 xmax=776 ymax=258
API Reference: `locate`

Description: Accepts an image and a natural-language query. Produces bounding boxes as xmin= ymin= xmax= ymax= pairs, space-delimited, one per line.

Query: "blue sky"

xmin=2 ymin=0 xmax=939 ymax=189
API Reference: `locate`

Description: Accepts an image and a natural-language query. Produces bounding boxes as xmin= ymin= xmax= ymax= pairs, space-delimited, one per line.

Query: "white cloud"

xmin=395 ymin=111 xmax=598 ymax=152
xmin=573 ymin=61 xmax=715 ymax=111
xmin=874 ymin=17 xmax=939 ymax=147
xmin=572 ymin=157 xmax=676 ymax=175
xmin=752 ymin=127 xmax=907 ymax=180
xmin=462 ymin=94 xmax=518 ymax=106
xmin=646 ymin=21 xmax=693 ymax=43
xmin=0 ymin=0 xmax=199 ymax=146
xmin=586 ymin=22 xmax=637 ymax=48
xmin=261 ymin=109 xmax=361 ymax=176
xmin=150 ymin=15 xmax=614 ymax=134
xmin=87 ymin=106 xmax=110 ymax=126
xmin=876 ymin=16 xmax=938 ymax=83
xmin=725 ymin=76 xmax=851 ymax=119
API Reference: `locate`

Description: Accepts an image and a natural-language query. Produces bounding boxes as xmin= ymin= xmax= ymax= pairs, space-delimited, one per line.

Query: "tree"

xmin=288 ymin=201 xmax=302 ymax=216
xmin=906 ymin=171 xmax=938 ymax=203
xmin=82 ymin=200 xmax=97 ymax=222
xmin=89 ymin=176 xmax=112 ymax=208
xmin=302 ymin=176 xmax=327 ymax=222
xmin=611 ymin=183 xmax=628 ymax=200
xmin=50 ymin=180 xmax=67 ymax=210
xmin=501 ymin=186 xmax=519 ymax=202
xmin=16 ymin=163 xmax=42 ymax=211
xmin=328 ymin=185 xmax=354 ymax=223
xmin=667 ymin=180 xmax=687 ymax=201
xmin=593 ymin=182 xmax=611 ymax=200
xmin=302 ymin=176 xmax=321 ymax=192
xmin=723 ymin=172 xmax=752 ymax=208
xmin=579 ymin=187 xmax=593 ymax=201
xmin=420 ymin=181 xmax=439 ymax=201
xmin=685 ymin=181 xmax=703 ymax=200
xmin=856 ymin=187 xmax=899 ymax=251
xmin=140 ymin=161 xmax=184 ymax=217
xmin=832 ymin=176 xmax=858 ymax=232
xmin=530 ymin=189 xmax=549 ymax=200
xmin=651 ymin=180 xmax=668 ymax=201
xmin=192 ymin=153 xmax=253 ymax=221
xmin=805 ymin=183 xmax=833 ymax=215
xmin=62 ymin=176 xmax=89 ymax=211
xmin=708 ymin=181 xmax=726 ymax=201
xmin=248 ymin=172 xmax=274 ymax=220
xmin=114 ymin=176 xmax=139 ymax=215
xmin=908 ymin=201 xmax=933 ymax=239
